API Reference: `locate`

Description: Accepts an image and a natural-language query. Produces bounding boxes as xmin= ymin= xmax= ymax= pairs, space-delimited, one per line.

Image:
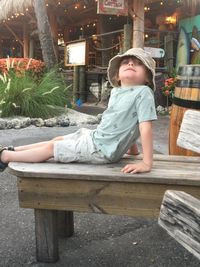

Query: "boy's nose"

xmin=128 ymin=61 xmax=134 ymax=66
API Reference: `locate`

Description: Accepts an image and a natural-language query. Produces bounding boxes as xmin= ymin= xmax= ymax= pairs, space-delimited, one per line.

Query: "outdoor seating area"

xmin=1 ymin=0 xmax=200 ymax=266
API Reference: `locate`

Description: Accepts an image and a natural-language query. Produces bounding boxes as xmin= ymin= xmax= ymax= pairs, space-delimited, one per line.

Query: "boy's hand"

xmin=121 ymin=161 xmax=151 ymax=174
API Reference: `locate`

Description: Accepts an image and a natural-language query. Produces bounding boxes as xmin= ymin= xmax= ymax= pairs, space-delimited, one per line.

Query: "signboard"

xmin=97 ymin=0 xmax=128 ymax=16
xmin=144 ymin=47 xmax=165 ymax=58
xmin=65 ymin=40 xmax=86 ymax=66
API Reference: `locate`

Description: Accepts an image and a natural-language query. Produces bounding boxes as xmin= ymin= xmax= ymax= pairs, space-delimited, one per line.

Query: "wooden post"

xmin=123 ymin=24 xmax=132 ymax=52
xmin=132 ymin=0 xmax=144 ymax=48
xmin=57 ymin=211 xmax=74 ymax=238
xmin=164 ymin=33 xmax=174 ymax=73
xmin=73 ymin=66 xmax=79 ymax=103
xmin=34 ymin=209 xmax=59 ymax=263
xmin=0 ymin=38 xmax=3 ymax=57
xmin=29 ymin=39 xmax=34 ymax=58
xmin=23 ymin=24 xmax=29 ymax=58
xmin=159 ymin=190 xmax=200 ymax=261
xmin=79 ymin=66 xmax=86 ymax=102
xmin=99 ymin=15 xmax=112 ymax=67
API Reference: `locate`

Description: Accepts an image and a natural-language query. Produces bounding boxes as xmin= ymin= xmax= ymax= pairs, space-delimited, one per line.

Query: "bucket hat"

xmin=107 ymin=48 xmax=156 ymax=90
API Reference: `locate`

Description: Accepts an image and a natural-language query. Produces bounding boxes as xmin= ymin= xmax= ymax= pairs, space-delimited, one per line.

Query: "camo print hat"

xmin=107 ymin=48 xmax=156 ymax=90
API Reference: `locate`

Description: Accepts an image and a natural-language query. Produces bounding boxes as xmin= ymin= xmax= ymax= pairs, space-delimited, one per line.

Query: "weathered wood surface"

xmin=8 ymin=154 xmax=200 ymax=263
xmin=158 ymin=190 xmax=200 ymax=261
xmin=35 ymin=209 xmax=58 ymax=262
xmin=9 ymin=155 xmax=200 ymax=218
xmin=57 ymin=211 xmax=74 ymax=238
xmin=177 ymin=110 xmax=200 ymax=154
xmin=9 ymin=155 xmax=200 ymax=185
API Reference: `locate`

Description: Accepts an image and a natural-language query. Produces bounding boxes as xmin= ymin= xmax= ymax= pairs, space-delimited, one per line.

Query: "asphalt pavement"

xmin=0 ymin=108 xmax=199 ymax=267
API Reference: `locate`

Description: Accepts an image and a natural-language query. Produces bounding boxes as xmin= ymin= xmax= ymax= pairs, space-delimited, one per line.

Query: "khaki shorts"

xmin=54 ymin=128 xmax=108 ymax=164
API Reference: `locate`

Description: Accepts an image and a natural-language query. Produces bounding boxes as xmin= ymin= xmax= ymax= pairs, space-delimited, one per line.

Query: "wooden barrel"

xmin=169 ymin=65 xmax=200 ymax=156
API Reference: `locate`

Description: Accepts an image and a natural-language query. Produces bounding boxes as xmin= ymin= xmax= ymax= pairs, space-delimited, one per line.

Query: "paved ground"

xmin=0 ymin=107 xmax=199 ymax=267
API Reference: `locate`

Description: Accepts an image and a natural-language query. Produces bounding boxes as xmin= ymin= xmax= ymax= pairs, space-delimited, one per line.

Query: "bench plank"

xmin=159 ymin=190 xmax=200 ymax=261
xmin=9 ymin=156 xmax=200 ymax=186
xmin=16 ymin=177 xmax=200 ymax=218
xmin=177 ymin=110 xmax=200 ymax=154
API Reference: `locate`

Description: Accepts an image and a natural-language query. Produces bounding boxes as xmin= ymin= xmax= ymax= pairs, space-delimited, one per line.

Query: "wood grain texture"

xmin=57 ymin=211 xmax=74 ymax=238
xmin=159 ymin=190 xmax=200 ymax=261
xmin=9 ymin=154 xmax=200 ymax=263
xmin=35 ymin=209 xmax=58 ymax=262
xmin=9 ymin=155 xmax=200 ymax=186
xmin=177 ymin=110 xmax=200 ymax=154
xmin=17 ymin=177 xmax=200 ymax=218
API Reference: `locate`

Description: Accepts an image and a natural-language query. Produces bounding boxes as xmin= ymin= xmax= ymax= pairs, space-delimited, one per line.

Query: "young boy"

xmin=0 ymin=48 xmax=157 ymax=174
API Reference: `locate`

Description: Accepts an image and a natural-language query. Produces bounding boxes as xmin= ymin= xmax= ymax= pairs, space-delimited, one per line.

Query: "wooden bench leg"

xmin=34 ymin=209 xmax=59 ymax=263
xmin=57 ymin=211 xmax=74 ymax=238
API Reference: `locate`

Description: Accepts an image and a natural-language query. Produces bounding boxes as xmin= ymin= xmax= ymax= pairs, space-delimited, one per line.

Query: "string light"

xmin=144 ymin=6 xmax=150 ymax=11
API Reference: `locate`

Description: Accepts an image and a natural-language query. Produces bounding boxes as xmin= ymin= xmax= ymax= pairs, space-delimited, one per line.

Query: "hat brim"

xmin=107 ymin=49 xmax=156 ymax=90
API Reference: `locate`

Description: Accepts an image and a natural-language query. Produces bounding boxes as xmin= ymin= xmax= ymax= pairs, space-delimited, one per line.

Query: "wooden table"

xmin=8 ymin=154 xmax=200 ymax=263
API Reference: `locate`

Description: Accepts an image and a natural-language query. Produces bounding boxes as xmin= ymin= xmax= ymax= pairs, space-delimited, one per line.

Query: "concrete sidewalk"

xmin=0 ymin=113 xmax=199 ymax=267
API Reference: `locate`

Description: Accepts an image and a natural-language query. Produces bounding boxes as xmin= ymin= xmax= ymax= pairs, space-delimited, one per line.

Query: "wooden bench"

xmin=159 ymin=110 xmax=200 ymax=260
xmin=8 ymin=154 xmax=200 ymax=263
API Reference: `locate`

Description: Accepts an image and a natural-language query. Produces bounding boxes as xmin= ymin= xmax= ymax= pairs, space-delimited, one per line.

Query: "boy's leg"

xmin=12 ymin=136 xmax=64 ymax=152
xmin=1 ymin=141 xmax=54 ymax=164
xmin=126 ymin=143 xmax=139 ymax=155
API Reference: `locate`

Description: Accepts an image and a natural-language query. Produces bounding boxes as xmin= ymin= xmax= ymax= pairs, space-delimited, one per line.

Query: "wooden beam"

xmin=177 ymin=110 xmax=200 ymax=154
xmin=4 ymin=23 xmax=23 ymax=46
xmin=132 ymin=0 xmax=144 ymax=48
xmin=159 ymin=190 xmax=200 ymax=261
xmin=23 ymin=23 xmax=29 ymax=58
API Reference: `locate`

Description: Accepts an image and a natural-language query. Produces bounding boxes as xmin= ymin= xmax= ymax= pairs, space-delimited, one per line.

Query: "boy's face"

xmin=117 ymin=56 xmax=148 ymax=87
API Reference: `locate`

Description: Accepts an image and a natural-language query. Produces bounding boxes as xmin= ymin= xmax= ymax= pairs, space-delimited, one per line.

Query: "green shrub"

xmin=0 ymin=69 xmax=71 ymax=118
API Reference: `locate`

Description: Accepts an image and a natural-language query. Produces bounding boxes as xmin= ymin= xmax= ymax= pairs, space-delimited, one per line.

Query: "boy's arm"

xmin=121 ymin=121 xmax=153 ymax=174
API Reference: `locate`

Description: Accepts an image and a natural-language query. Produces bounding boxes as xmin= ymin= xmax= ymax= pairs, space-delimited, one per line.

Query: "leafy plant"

xmin=0 ymin=69 xmax=70 ymax=118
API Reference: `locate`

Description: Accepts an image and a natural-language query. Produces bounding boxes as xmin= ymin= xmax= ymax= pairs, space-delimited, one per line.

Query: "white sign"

xmin=144 ymin=47 xmax=165 ymax=58
xmin=65 ymin=41 xmax=86 ymax=66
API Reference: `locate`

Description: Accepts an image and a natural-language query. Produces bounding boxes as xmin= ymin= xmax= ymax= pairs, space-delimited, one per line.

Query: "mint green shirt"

xmin=92 ymin=85 xmax=157 ymax=162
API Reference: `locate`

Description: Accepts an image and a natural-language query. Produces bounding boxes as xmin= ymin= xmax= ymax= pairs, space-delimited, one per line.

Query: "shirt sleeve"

xmin=135 ymin=86 xmax=157 ymax=123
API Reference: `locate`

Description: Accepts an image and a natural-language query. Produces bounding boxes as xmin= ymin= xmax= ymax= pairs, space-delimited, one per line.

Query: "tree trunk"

xmin=33 ymin=0 xmax=58 ymax=69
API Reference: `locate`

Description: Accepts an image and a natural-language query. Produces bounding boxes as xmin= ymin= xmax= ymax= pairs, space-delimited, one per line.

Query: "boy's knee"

xmin=52 ymin=136 xmax=64 ymax=141
xmin=45 ymin=141 xmax=54 ymax=153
